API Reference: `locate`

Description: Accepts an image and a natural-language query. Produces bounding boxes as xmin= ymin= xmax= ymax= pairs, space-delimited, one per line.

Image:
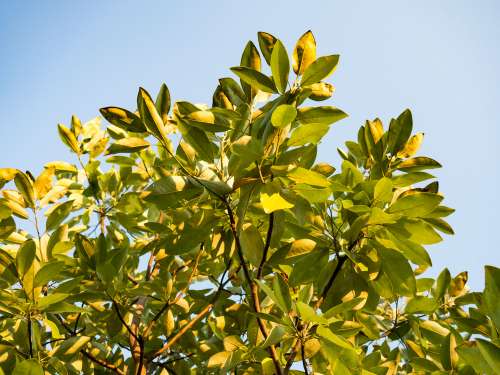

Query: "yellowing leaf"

xmin=34 ymin=167 xmax=54 ymax=200
xmin=367 ymin=118 xmax=384 ymax=144
xmin=257 ymin=31 xmax=277 ymax=65
xmin=260 ymin=192 xmax=294 ymax=213
xmin=398 ymin=132 xmax=424 ymax=158
xmin=57 ymin=124 xmax=80 ymax=154
xmin=106 ymin=137 xmax=150 ymax=155
xmin=293 ymin=30 xmax=316 ymax=75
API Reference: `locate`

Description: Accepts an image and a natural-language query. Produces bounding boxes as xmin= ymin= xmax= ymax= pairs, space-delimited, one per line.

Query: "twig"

xmin=111 ymin=300 xmax=140 ymax=343
xmin=224 ymin=198 xmax=283 ymax=375
xmin=82 ymin=350 xmax=125 ymax=375
xmin=257 ymin=212 xmax=274 ymax=279
xmin=301 ymin=341 xmax=310 ymax=375
xmin=153 ymin=303 xmax=213 ymax=358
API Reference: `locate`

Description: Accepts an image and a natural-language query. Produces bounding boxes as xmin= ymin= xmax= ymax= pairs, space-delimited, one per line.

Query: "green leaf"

xmin=457 ymin=341 xmax=497 ymax=374
xmin=271 ymin=104 xmax=296 ymax=128
xmin=386 ymin=109 xmax=413 ymax=155
xmin=106 ymin=137 xmax=150 ymax=155
xmin=46 ymin=200 xmax=74 ymax=232
xmin=297 ymin=106 xmax=348 ymax=125
xmin=14 ymin=172 xmax=35 ymax=208
xmin=12 ymin=359 xmax=44 ymax=375
xmin=433 ymin=268 xmax=451 ymax=301
xmin=296 ymin=302 xmax=327 ymax=324
xmin=288 ymin=167 xmax=330 ymax=187
xmin=476 ymin=339 xmax=500 ymax=373
xmin=155 ymin=83 xmax=171 ymax=124
xmin=288 ymin=123 xmax=329 ymax=146
xmin=483 ymin=265 xmax=500 ymax=330
xmin=16 ymin=239 xmax=36 ymax=278
xmin=37 ymin=293 xmax=70 ymax=310
xmin=388 ymin=192 xmax=443 ymax=217
xmin=374 ymin=177 xmax=393 ymax=203
xmin=316 ymin=326 xmax=354 ymax=350
xmin=240 ymin=224 xmax=264 ymax=267
xmin=260 ymin=192 xmax=294 ymax=214
xmin=289 ymin=249 xmax=328 ymax=287
xmin=50 ymin=335 xmax=91 ymax=360
xmin=230 ymin=67 xmax=276 ymax=93
xmin=257 ymin=31 xmax=277 ymax=65
xmin=137 ymin=87 xmax=169 ymax=145
xmin=377 ymin=246 xmax=416 ymax=297
xmin=270 ymin=40 xmax=289 ymax=94
xmin=404 ymin=296 xmax=438 ymax=314
xmin=176 ymin=118 xmax=215 ymax=162
xmin=261 ymin=326 xmax=286 ymax=348
xmin=57 ymin=124 xmax=80 ymax=154
xmin=301 ymin=55 xmax=339 ymax=86
xmin=293 ymin=30 xmax=316 ymax=75
xmin=34 ymin=261 xmax=66 ymax=287
xmin=99 ymin=107 xmax=146 ymax=133
xmin=391 ymin=172 xmax=435 ymax=187
xmin=218 ymin=78 xmax=246 ymax=107
xmin=272 ymin=273 xmax=292 ymax=313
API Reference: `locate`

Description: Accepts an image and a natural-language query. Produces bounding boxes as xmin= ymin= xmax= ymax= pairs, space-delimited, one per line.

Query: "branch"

xmin=54 ymin=314 xmax=124 ymax=374
xmin=153 ymin=303 xmax=213 ymax=358
xmin=111 ymin=300 xmax=140 ymax=343
xmin=301 ymin=341 xmax=310 ymax=375
xmin=82 ymin=350 xmax=125 ymax=375
xmin=285 ymin=237 xmax=361 ymax=373
xmin=257 ymin=212 xmax=274 ymax=279
xmin=27 ymin=314 xmax=33 ymax=358
xmin=224 ymin=198 xmax=283 ymax=375
xmin=315 ymin=255 xmax=347 ymax=308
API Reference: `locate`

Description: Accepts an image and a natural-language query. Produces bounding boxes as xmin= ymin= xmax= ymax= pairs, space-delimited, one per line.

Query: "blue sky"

xmin=1 ymin=0 xmax=498 ymax=290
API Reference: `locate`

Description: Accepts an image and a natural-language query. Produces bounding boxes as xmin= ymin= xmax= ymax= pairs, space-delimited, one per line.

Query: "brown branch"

xmin=27 ymin=313 xmax=33 ymax=358
xmin=82 ymin=350 xmax=125 ymax=375
xmin=315 ymin=255 xmax=347 ymax=308
xmin=224 ymin=198 xmax=283 ymax=375
xmin=111 ymin=300 xmax=140 ymax=343
xmin=257 ymin=212 xmax=274 ymax=279
xmin=54 ymin=314 xmax=124 ymax=374
xmin=301 ymin=341 xmax=310 ymax=375
xmin=153 ymin=303 xmax=213 ymax=358
xmin=285 ymin=237 xmax=362 ymax=373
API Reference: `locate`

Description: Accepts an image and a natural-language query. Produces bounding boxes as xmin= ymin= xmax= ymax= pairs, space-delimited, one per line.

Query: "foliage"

xmin=0 ymin=30 xmax=499 ymax=375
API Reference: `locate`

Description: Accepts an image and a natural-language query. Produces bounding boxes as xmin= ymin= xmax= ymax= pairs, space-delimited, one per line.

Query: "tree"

xmin=0 ymin=30 xmax=498 ymax=375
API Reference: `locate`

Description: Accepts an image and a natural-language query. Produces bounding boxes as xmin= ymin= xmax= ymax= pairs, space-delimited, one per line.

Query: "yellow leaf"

xmin=398 ymin=132 xmax=424 ymax=158
xmin=293 ymin=30 xmax=316 ymax=75
xmin=34 ymin=167 xmax=55 ymax=200
xmin=260 ymin=192 xmax=294 ymax=214
xmin=368 ymin=118 xmax=384 ymax=144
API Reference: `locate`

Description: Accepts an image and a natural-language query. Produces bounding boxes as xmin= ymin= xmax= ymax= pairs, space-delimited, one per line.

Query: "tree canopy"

xmin=0 ymin=30 xmax=499 ymax=375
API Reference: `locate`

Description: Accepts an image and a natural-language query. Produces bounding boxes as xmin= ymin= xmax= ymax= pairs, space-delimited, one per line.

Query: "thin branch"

xmin=27 ymin=313 xmax=33 ymax=358
xmin=55 ymin=314 xmax=124 ymax=374
xmin=153 ymin=303 xmax=213 ymax=358
xmin=82 ymin=350 xmax=125 ymax=375
xmin=224 ymin=198 xmax=283 ymax=375
xmin=257 ymin=212 xmax=274 ymax=279
xmin=301 ymin=341 xmax=310 ymax=375
xmin=111 ymin=300 xmax=140 ymax=343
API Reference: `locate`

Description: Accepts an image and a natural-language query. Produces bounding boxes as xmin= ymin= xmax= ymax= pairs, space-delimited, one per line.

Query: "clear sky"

xmin=1 ymin=0 xmax=498 ymax=290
